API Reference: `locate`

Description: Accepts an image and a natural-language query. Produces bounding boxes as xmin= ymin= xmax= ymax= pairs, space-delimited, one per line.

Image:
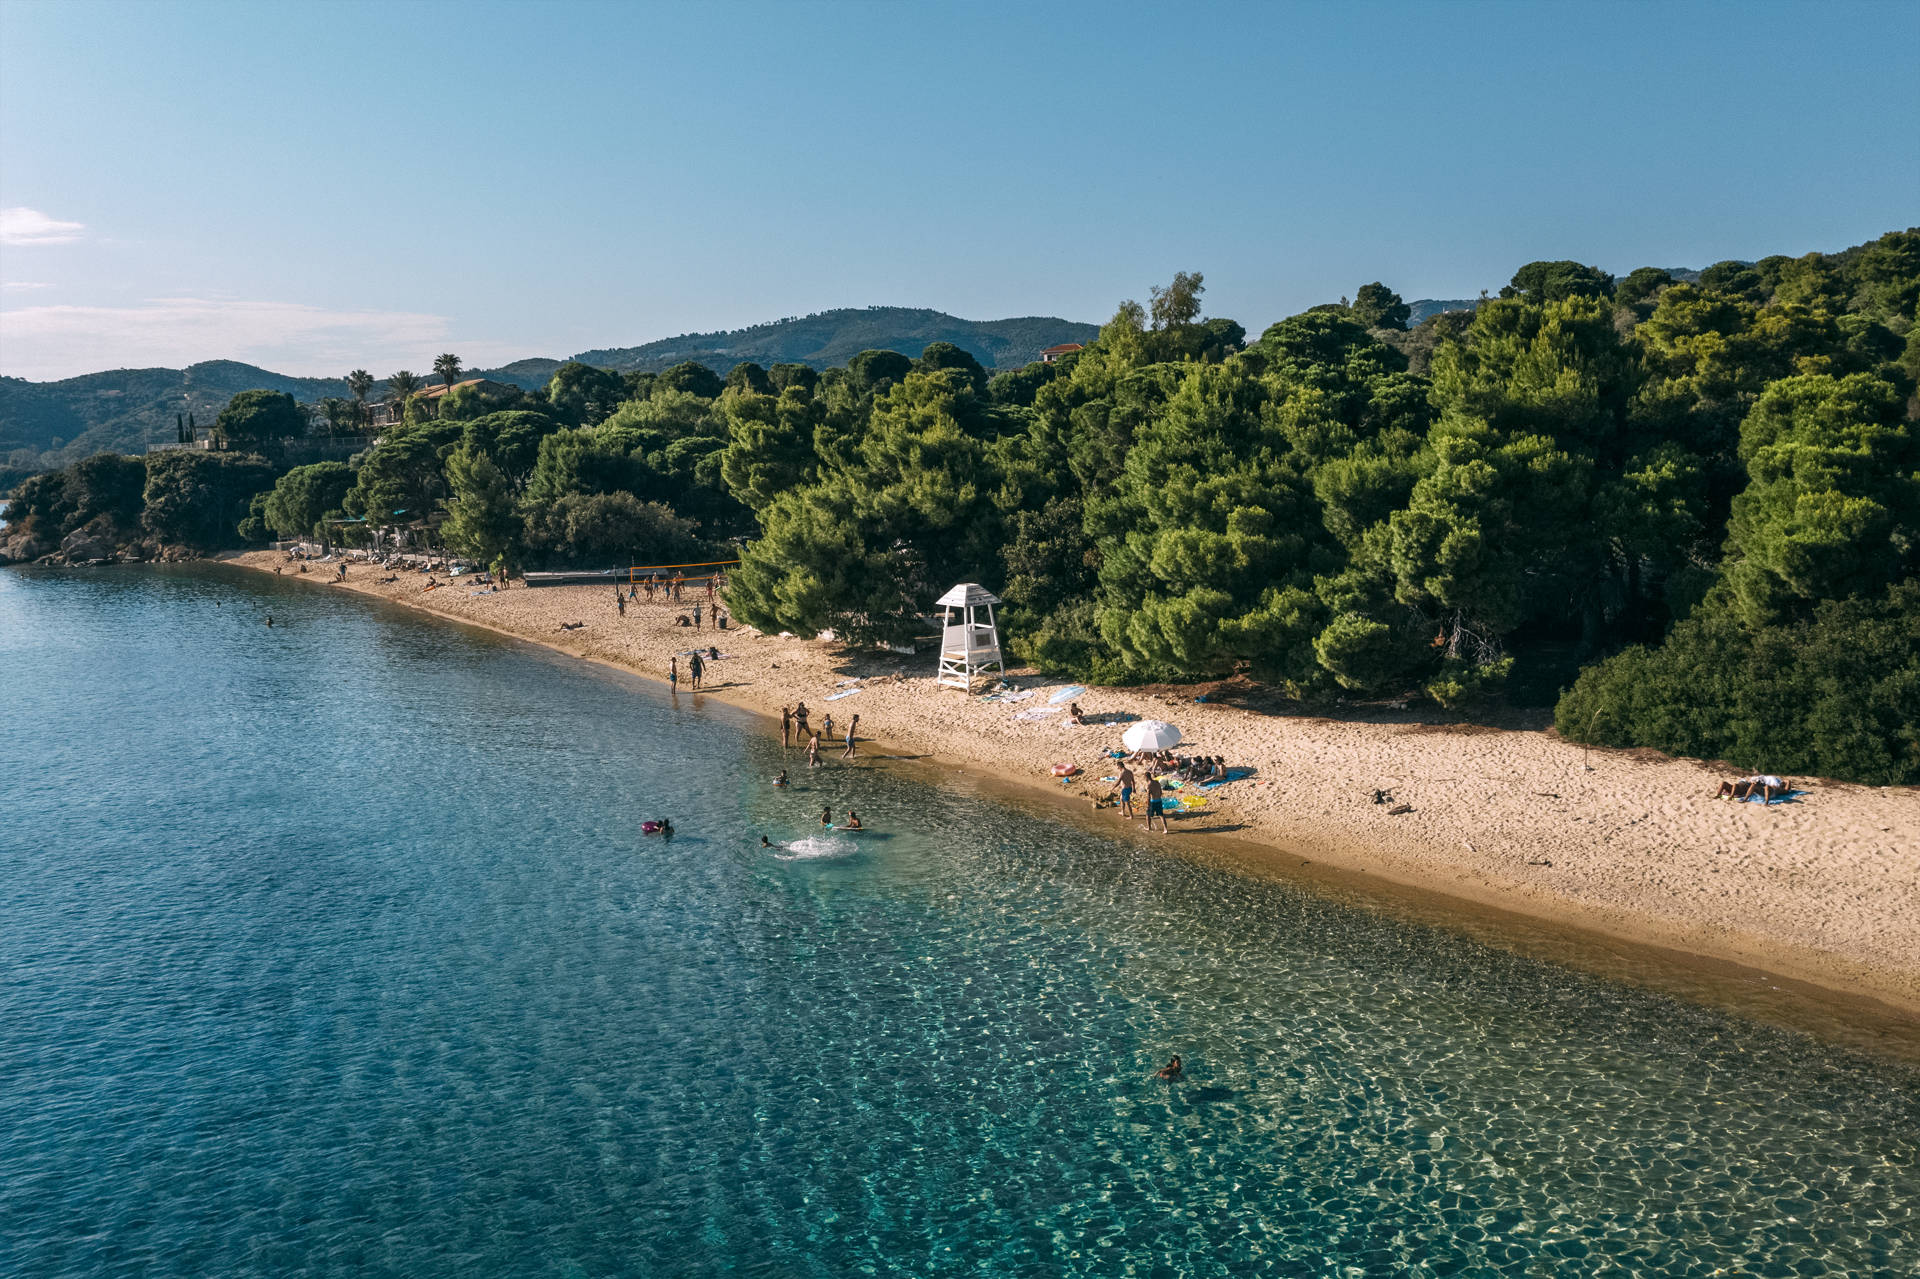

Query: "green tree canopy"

xmin=1502 ymin=260 xmax=1615 ymax=302
xmin=263 ymin=461 xmax=352 ymax=538
xmin=1351 ymin=282 xmax=1410 ymax=331
xmin=213 ymin=390 xmax=306 ymax=450
xmin=442 ymin=445 xmax=519 ymax=564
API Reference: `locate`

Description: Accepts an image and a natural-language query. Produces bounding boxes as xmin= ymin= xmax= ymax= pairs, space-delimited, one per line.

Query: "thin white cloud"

xmin=2 ymin=281 xmax=53 ymax=290
xmin=0 ymin=296 xmax=526 ymax=381
xmin=0 ymin=207 xmax=86 ymax=246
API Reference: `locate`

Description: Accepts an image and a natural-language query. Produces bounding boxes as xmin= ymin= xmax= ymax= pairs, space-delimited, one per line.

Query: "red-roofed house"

xmin=1040 ymin=343 xmax=1084 ymax=364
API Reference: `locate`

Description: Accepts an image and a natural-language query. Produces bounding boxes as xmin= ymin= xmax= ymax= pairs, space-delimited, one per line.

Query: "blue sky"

xmin=1 ymin=0 xmax=1915 ymax=380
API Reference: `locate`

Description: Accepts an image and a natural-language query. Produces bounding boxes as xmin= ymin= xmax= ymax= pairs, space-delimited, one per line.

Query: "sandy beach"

xmin=226 ymin=550 xmax=1920 ymax=1019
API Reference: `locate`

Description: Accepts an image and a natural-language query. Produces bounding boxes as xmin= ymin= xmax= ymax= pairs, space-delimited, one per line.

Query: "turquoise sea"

xmin=1 ymin=565 xmax=1915 ymax=1277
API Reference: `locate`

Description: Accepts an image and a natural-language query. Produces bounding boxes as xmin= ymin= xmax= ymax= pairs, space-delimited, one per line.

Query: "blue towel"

xmin=1201 ymin=767 xmax=1255 ymax=789
xmin=1742 ymin=788 xmax=1807 ymax=805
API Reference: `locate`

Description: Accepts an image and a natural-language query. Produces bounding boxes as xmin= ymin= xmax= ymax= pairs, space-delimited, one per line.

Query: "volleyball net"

xmin=627 ymin=558 xmax=740 ymax=585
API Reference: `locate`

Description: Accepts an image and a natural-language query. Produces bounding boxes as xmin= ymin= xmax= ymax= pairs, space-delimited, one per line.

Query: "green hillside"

xmin=0 ymin=309 xmax=1092 ymax=471
xmin=573 ymin=307 xmax=1098 ymax=373
xmin=1 ymin=359 xmax=559 ymax=470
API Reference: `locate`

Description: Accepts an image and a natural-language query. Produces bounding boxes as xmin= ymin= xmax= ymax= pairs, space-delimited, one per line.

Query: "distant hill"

xmin=574 ymin=307 xmax=1098 ymax=374
xmin=1 ymin=309 xmax=1095 ymax=470
xmin=1406 ymin=298 xmax=1481 ymax=324
xmin=0 ymin=359 xmax=560 ymax=470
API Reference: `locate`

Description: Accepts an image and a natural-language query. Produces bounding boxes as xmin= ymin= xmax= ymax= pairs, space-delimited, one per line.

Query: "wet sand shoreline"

xmin=219 ymin=551 xmax=1920 ymax=1042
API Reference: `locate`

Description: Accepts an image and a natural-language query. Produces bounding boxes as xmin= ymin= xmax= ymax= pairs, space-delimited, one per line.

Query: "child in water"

xmin=821 ymin=805 xmax=833 ymax=827
xmin=773 ymin=770 xmax=789 ymax=787
xmin=845 ymin=811 xmax=862 ymax=830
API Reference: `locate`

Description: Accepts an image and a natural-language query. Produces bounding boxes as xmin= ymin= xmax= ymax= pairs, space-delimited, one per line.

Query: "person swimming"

xmin=760 ymin=835 xmax=780 ymax=849
xmin=642 ymin=817 xmax=674 ymax=836
xmin=845 ymin=810 xmax=862 ymax=830
xmin=1155 ymin=1054 xmax=1183 ymax=1081
xmin=773 ymin=770 xmax=789 ymax=787
xmin=821 ymin=805 xmax=833 ymax=827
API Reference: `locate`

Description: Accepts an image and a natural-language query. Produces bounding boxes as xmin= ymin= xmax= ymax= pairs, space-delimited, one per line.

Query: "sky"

xmin=1 ymin=0 xmax=1915 ymax=382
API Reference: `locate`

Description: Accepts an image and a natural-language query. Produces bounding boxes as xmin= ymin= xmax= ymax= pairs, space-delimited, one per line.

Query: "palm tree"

xmin=433 ymin=353 xmax=462 ymax=389
xmin=346 ymin=369 xmax=375 ymax=430
xmin=388 ymin=370 xmax=421 ymax=398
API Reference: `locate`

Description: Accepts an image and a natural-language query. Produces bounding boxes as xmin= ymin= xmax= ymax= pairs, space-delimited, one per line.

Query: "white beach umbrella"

xmin=1122 ymin=720 xmax=1183 ymax=752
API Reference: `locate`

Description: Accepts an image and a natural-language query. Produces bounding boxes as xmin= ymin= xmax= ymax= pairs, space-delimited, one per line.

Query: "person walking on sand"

xmin=689 ymin=650 xmax=704 ymax=691
xmin=617 ymin=589 xmax=626 ymax=617
xmin=693 ymin=602 xmax=702 ymax=629
xmin=842 ymin=714 xmax=860 ymax=759
xmin=1145 ymin=776 xmax=1169 ymax=833
xmin=781 ymin=705 xmax=793 ymax=749
xmin=1112 ymin=763 xmax=1137 ymax=820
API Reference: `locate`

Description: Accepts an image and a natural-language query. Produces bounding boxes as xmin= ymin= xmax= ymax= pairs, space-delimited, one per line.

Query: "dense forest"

xmin=6 ymin=231 xmax=1916 ymax=783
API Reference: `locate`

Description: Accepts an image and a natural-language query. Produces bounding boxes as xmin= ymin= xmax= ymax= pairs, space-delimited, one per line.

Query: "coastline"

xmin=218 ymin=551 xmax=1920 ymax=1031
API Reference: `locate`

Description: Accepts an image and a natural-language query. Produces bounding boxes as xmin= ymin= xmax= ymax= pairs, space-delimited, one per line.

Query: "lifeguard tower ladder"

xmin=934 ymin=583 xmax=1004 ymax=691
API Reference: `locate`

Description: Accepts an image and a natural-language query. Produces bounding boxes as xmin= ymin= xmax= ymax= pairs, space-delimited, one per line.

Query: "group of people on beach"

xmin=617 ymin=579 xmax=728 ymax=630
xmin=667 ymin=647 xmax=724 ymax=692
xmin=1106 ymin=762 xmax=1173 ymax=833
xmin=780 ymin=702 xmax=860 ymax=765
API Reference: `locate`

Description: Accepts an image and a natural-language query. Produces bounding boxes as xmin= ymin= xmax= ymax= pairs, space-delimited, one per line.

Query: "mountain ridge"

xmin=1 ymin=307 xmax=1098 ymax=468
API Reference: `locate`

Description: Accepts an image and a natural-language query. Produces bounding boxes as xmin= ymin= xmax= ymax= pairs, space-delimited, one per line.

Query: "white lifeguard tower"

xmin=934 ymin=583 xmax=1004 ymax=691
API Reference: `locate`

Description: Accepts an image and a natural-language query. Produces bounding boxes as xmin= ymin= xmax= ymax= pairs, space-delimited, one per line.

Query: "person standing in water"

xmin=807 ymin=731 xmax=821 ymax=768
xmin=781 ymin=706 xmax=793 ymax=749
xmin=820 ymin=805 xmax=833 ymax=827
xmin=842 ymin=714 xmax=860 ymax=759
xmin=1112 ymin=763 xmax=1137 ymax=819
xmin=1145 ymin=775 xmax=1169 ymax=833
xmin=794 ymin=702 xmax=810 ymax=738
xmin=689 ymin=650 xmax=704 ymax=690
xmin=669 ymin=655 xmax=678 ymax=692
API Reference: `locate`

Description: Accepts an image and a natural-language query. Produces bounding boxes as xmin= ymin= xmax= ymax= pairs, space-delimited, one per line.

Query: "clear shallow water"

xmin=1 ymin=566 xmax=1915 ymax=1278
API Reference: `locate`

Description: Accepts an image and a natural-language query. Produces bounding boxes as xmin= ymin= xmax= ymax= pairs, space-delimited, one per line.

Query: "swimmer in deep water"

xmin=1155 ymin=1054 xmax=1183 ymax=1081
xmin=760 ymin=836 xmax=781 ymax=849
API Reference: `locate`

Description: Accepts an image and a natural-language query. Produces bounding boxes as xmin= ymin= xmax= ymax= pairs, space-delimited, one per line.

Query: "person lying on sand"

xmin=1154 ymin=1055 xmax=1183 ymax=1081
xmin=1718 ymin=774 xmax=1788 ymax=802
xmin=559 ymin=621 xmax=585 ymax=631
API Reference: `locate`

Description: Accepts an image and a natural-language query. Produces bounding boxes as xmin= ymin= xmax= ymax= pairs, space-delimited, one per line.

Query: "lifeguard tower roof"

xmin=935 ymin=583 xmax=1001 ymax=607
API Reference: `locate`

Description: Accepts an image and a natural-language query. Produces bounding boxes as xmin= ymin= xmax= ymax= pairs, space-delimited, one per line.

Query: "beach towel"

xmin=982 ymin=689 xmax=1035 ymax=704
xmin=1013 ymin=706 xmax=1063 ymax=721
xmin=1048 ymin=685 xmax=1087 ymax=705
xmin=825 ymin=688 xmax=861 ymax=701
xmin=1741 ymin=788 xmax=1807 ymax=805
xmin=1201 ymin=767 xmax=1255 ymax=789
